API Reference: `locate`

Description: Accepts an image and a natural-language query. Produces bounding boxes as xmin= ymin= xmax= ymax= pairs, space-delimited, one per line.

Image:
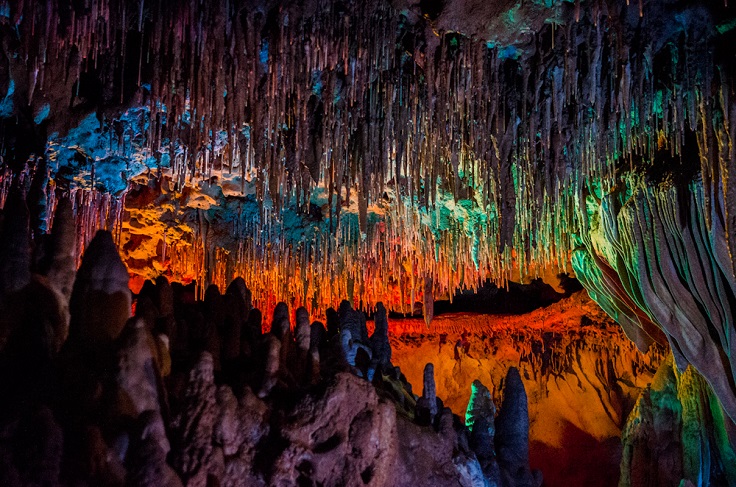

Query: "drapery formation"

xmin=573 ymin=180 xmax=736 ymax=420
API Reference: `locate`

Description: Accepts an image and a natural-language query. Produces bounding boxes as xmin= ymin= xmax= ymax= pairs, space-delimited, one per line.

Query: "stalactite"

xmin=2 ymin=1 xmax=736 ymax=417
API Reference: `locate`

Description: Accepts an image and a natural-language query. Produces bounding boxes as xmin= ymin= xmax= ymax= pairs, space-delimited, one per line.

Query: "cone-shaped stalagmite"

xmin=44 ymin=198 xmax=77 ymax=302
xmin=68 ymin=230 xmax=131 ymax=349
xmin=416 ymin=363 xmax=439 ymax=425
xmin=466 ymin=380 xmax=500 ymax=483
xmin=495 ymin=367 xmax=541 ymax=487
xmin=369 ymin=302 xmax=391 ymax=368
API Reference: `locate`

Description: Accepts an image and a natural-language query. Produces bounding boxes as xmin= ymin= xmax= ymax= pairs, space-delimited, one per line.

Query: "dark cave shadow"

xmin=530 ymin=420 xmax=622 ymax=487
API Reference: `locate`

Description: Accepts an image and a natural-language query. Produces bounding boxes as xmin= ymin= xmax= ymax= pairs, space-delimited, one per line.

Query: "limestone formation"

xmin=68 ymin=230 xmax=131 ymax=348
xmin=338 ymin=300 xmax=367 ymax=343
xmin=465 ymin=379 xmax=500 ymax=481
xmin=423 ymin=276 xmax=434 ymax=327
xmin=369 ymin=302 xmax=392 ymax=369
xmin=466 ymin=379 xmax=496 ymax=434
xmin=43 ymin=197 xmax=77 ymax=303
xmin=259 ymin=334 xmax=281 ymax=398
xmin=0 ymin=190 xmax=31 ymax=298
xmin=416 ymin=363 xmax=439 ymax=425
xmin=271 ymin=302 xmax=290 ymax=338
xmin=114 ymin=317 xmax=162 ymax=419
xmin=170 ymin=352 xmax=223 ymax=487
xmin=127 ymin=410 xmax=182 ymax=487
xmin=309 ymin=321 xmax=326 ymax=383
xmin=0 ymin=231 xmax=543 ymax=487
xmin=619 ymin=354 xmax=736 ymax=487
xmin=495 ymin=367 xmax=541 ymax=487
xmin=295 ymin=306 xmax=311 ymax=352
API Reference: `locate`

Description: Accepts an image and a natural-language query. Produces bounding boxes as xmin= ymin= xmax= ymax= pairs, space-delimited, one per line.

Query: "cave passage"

xmin=2 ymin=0 xmax=736 ymax=485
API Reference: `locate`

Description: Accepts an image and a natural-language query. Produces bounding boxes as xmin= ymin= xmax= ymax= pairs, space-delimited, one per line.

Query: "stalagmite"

xmin=0 ymin=190 xmax=30 ymax=298
xmin=416 ymin=363 xmax=439 ymax=425
xmin=2 ymin=0 xmax=736 ymax=484
xmin=295 ymin=306 xmax=311 ymax=353
xmin=113 ymin=317 xmax=162 ymax=419
xmin=43 ymin=197 xmax=76 ymax=303
xmin=170 ymin=352 xmax=223 ymax=487
xmin=309 ymin=320 xmax=326 ymax=384
xmin=369 ymin=302 xmax=392 ymax=369
xmin=495 ymin=367 xmax=541 ymax=487
xmin=259 ymin=335 xmax=281 ymax=398
xmin=127 ymin=410 xmax=183 ymax=487
xmin=466 ymin=380 xmax=500 ymax=482
xmin=68 ymin=230 xmax=131 ymax=349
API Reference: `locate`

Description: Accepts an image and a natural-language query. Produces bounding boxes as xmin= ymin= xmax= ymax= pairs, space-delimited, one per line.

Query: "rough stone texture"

xmin=495 ymin=367 xmax=541 ymax=487
xmin=0 ymin=233 xmax=544 ymax=487
xmin=44 ymin=197 xmax=77 ymax=302
xmin=271 ymin=302 xmax=290 ymax=337
xmin=68 ymin=230 xmax=131 ymax=348
xmin=127 ymin=410 xmax=182 ymax=487
xmin=370 ymin=302 xmax=392 ymax=368
xmin=295 ymin=306 xmax=311 ymax=352
xmin=170 ymin=352 xmax=223 ymax=487
xmin=338 ymin=300 xmax=368 ymax=343
xmin=466 ymin=380 xmax=500 ymax=482
xmin=0 ymin=190 xmax=31 ymax=298
xmin=466 ymin=379 xmax=496 ymax=433
xmin=619 ymin=354 xmax=736 ymax=487
xmin=416 ymin=363 xmax=439 ymax=425
xmin=270 ymin=372 xmax=398 ymax=486
xmin=259 ymin=335 xmax=281 ymax=398
xmin=113 ymin=317 xmax=162 ymax=419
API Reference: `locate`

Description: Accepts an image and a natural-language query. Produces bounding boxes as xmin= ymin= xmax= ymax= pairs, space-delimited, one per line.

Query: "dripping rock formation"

xmin=0 ymin=217 xmax=543 ymax=486
xmin=2 ymin=0 xmax=736 ymax=484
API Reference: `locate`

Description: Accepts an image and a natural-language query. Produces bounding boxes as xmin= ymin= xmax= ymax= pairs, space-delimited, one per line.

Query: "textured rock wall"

xmin=0 ymin=199 xmax=543 ymax=487
xmin=619 ymin=354 xmax=736 ymax=487
xmin=573 ymin=181 xmax=736 ymax=422
xmin=390 ymin=292 xmax=664 ymax=486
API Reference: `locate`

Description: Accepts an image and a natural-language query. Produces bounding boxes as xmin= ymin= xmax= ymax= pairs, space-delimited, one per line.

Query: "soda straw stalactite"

xmin=1 ymin=0 xmax=735 ymax=335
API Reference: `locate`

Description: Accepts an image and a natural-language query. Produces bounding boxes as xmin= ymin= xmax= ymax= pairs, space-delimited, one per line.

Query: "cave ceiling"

xmin=3 ymin=0 xmax=736 ymax=419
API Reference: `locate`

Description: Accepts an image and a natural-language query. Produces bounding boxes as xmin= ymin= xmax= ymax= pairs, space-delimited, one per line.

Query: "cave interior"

xmin=1 ymin=0 xmax=736 ymax=486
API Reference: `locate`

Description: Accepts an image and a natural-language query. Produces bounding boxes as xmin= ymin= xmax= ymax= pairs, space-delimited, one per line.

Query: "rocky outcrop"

xmin=390 ymin=292 xmax=664 ymax=486
xmin=0 ymin=198 xmax=541 ymax=487
xmin=619 ymin=354 xmax=736 ymax=487
xmin=495 ymin=368 xmax=541 ymax=487
xmin=68 ymin=230 xmax=131 ymax=349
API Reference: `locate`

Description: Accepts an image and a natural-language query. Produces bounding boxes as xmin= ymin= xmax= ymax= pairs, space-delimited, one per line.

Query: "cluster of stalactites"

xmin=4 ymin=0 xmax=736 ymax=315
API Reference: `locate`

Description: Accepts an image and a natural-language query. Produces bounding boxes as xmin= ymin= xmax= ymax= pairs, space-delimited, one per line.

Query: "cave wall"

xmin=620 ymin=354 xmax=736 ymax=487
xmin=573 ymin=180 xmax=736 ymax=421
xmin=390 ymin=292 xmax=664 ymax=486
